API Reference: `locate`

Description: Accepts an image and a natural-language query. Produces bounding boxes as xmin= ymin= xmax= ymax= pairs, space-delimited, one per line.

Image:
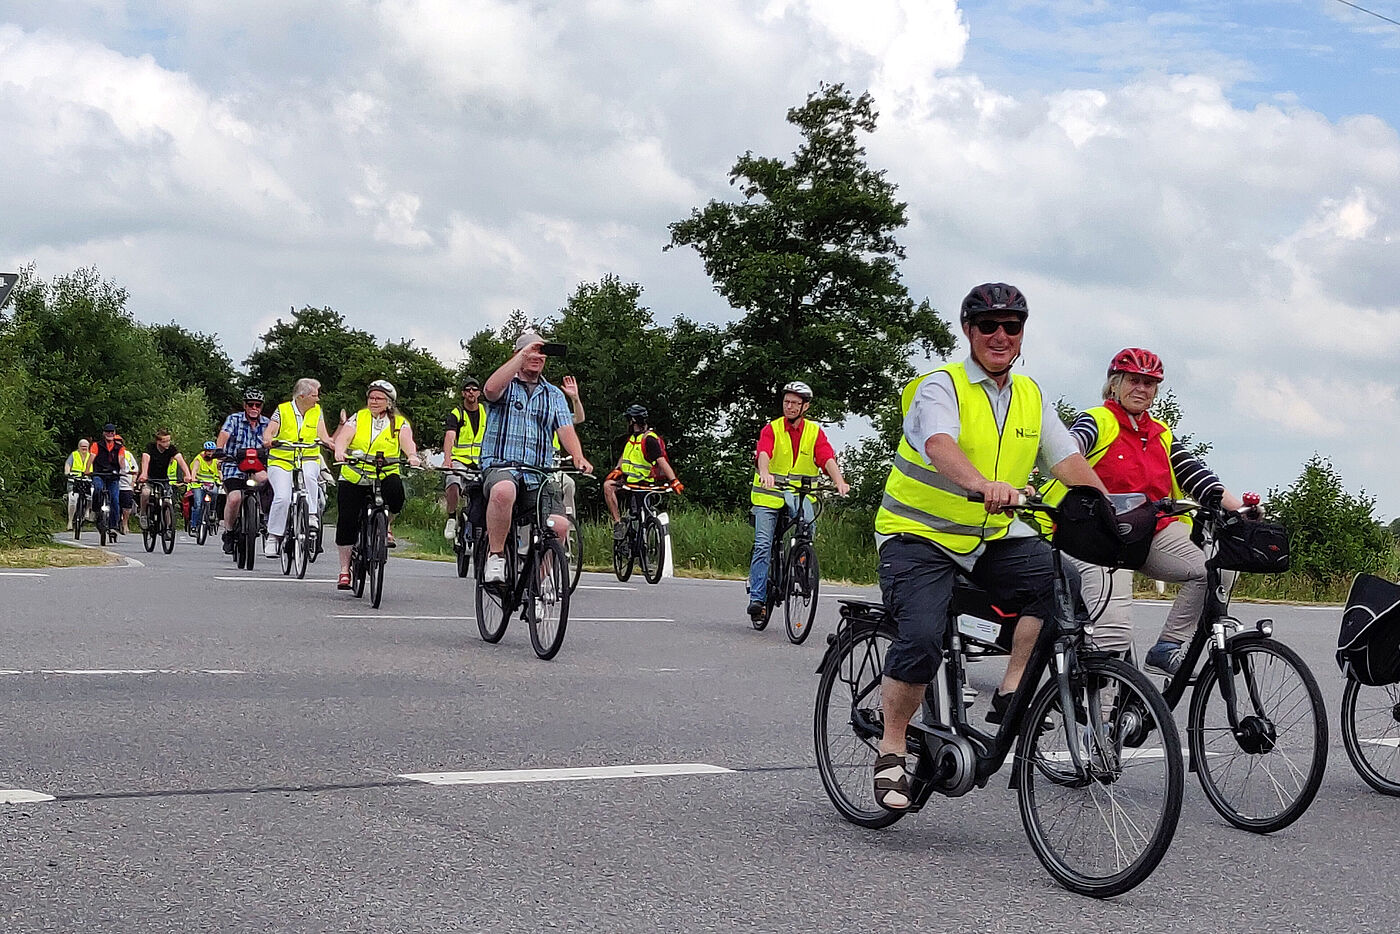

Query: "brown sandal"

xmin=873 ymin=752 xmax=911 ymax=810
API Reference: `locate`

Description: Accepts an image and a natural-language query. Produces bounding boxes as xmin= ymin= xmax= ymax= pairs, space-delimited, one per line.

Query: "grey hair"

xmin=293 ymin=378 xmax=321 ymax=400
xmin=1101 ymin=372 xmax=1124 ymax=402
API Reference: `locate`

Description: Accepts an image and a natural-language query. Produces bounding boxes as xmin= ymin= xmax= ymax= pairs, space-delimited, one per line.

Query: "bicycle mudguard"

xmin=817 ymin=603 xmax=891 ymax=673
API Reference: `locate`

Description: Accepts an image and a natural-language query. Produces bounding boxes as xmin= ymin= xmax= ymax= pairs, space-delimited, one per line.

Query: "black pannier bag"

xmin=1338 ymin=574 xmax=1400 ymax=686
xmin=1209 ymin=519 xmax=1290 ymax=574
xmin=1052 ymin=487 xmax=1156 ymax=570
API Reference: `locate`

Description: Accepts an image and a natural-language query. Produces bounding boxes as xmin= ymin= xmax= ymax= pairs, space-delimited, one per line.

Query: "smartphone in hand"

xmin=540 ymin=342 xmax=568 ymax=358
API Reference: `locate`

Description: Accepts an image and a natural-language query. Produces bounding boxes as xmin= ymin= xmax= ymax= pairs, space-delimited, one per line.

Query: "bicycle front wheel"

xmin=1188 ymin=638 xmax=1327 ymax=832
xmin=161 ymin=504 xmax=176 ymax=554
xmin=1016 ymin=654 xmax=1183 ymax=898
xmin=142 ymin=505 xmax=158 ymax=553
xmin=565 ymin=521 xmax=583 ymax=594
xmin=73 ymin=492 xmax=87 ymax=541
xmin=813 ymin=619 xmax=903 ymax=829
xmin=455 ymin=515 xmax=471 ymax=579
xmin=292 ymin=501 xmax=310 ymax=579
xmin=474 ymin=541 xmax=511 ymax=643
xmin=784 ymin=542 xmax=820 ymax=645
xmin=1341 ymin=677 xmax=1400 ymax=795
xmin=242 ymin=496 xmax=259 ymax=570
xmin=527 ymin=537 xmax=570 ymax=660
xmin=368 ymin=511 xmax=388 ymax=609
xmin=196 ymin=503 xmax=210 ymax=546
xmin=612 ymin=533 xmax=635 ymax=582
xmin=640 ymin=516 xmax=665 ymax=585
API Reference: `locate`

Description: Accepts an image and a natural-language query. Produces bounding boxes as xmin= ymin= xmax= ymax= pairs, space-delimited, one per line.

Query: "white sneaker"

xmin=483 ymin=553 xmax=507 ymax=583
xmin=444 ymin=517 xmax=457 ymax=541
xmin=264 ymin=537 xmax=280 ymax=558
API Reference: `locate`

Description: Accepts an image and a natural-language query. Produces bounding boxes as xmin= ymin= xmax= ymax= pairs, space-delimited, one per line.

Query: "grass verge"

xmin=0 ymin=544 xmax=118 ymax=568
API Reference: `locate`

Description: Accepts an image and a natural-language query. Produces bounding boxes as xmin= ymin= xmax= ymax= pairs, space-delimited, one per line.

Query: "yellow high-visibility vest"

xmin=268 ymin=401 xmax=323 ymax=470
xmin=341 ymin=408 xmax=409 ymax=484
xmin=752 ymin=418 xmax=819 ymax=508
xmin=449 ymin=406 xmax=487 ymax=465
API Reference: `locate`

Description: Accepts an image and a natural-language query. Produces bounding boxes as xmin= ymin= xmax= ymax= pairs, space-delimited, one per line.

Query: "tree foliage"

xmin=668 ymin=82 xmax=955 ymax=453
xmin=148 ymin=322 xmax=242 ymax=418
xmin=1267 ymin=455 xmax=1391 ymax=584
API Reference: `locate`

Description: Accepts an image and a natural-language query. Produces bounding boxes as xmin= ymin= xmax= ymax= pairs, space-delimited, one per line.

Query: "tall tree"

xmin=668 ymin=82 xmax=954 ymax=451
xmin=148 ymin=322 xmax=242 ymax=418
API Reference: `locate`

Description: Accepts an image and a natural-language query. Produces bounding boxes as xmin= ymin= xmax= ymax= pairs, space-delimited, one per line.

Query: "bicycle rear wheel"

xmin=142 ymin=503 xmax=158 ymax=553
xmin=292 ymin=501 xmax=309 ymax=580
xmin=612 ymin=533 xmax=635 ymax=582
xmin=565 ymin=521 xmax=583 ymax=594
xmin=1188 ymin=637 xmax=1327 ymax=832
xmin=161 ymin=503 xmax=176 ymax=554
xmin=1341 ymin=677 xmax=1400 ymax=795
xmin=73 ymin=491 xmax=87 ymax=541
xmin=474 ymin=537 xmax=511 ymax=643
xmin=784 ymin=542 xmax=820 ymax=645
xmin=813 ymin=619 xmax=903 ymax=829
xmin=640 ymin=516 xmax=665 ymax=585
xmin=1016 ymin=654 xmax=1183 ymax=898
xmin=527 ymin=537 xmax=570 ymax=660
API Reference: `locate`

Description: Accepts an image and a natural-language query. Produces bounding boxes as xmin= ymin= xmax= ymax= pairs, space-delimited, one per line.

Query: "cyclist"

xmin=603 ymin=405 xmax=681 ymax=537
xmin=479 ymin=331 xmax=593 ymax=585
xmin=217 ymin=390 xmax=272 ymax=555
xmin=441 ymin=376 xmax=487 ymax=541
xmin=332 ymin=380 xmax=422 ymax=590
xmin=549 ymin=375 xmax=586 ymax=519
xmin=746 ymin=381 xmax=849 ymax=622
xmin=118 ymin=442 xmax=138 ymax=534
xmin=63 ymin=438 xmax=92 ymax=530
xmin=137 ymin=428 xmax=194 ymax=527
xmin=1048 ymin=348 xmax=1247 ymax=675
xmin=189 ymin=440 xmax=223 ymax=531
xmin=263 ymin=378 xmax=335 ymax=559
xmin=869 ymin=283 xmax=1107 ymax=811
xmin=86 ymin=424 xmax=126 ymax=535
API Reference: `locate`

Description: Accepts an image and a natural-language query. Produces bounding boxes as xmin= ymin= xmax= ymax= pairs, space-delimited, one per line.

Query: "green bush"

xmin=1267 ymin=455 xmax=1392 ymax=586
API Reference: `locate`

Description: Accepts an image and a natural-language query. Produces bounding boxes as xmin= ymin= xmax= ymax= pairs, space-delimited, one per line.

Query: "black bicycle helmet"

xmin=960 ymin=283 xmax=1028 ymax=325
xmin=624 ymin=404 xmax=649 ymax=421
xmin=243 ymin=388 xmax=265 ymax=403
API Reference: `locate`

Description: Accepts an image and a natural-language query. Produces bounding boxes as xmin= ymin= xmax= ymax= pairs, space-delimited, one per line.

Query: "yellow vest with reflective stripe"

xmin=167 ymin=458 xmax=180 ymax=480
xmin=268 ymin=401 xmax=323 ymax=470
xmin=1038 ymin=405 xmax=1188 ymax=528
xmin=752 ymin=418 xmax=820 ymax=508
xmin=450 ymin=406 xmax=486 ymax=465
xmin=192 ymin=453 xmax=221 ymax=484
xmin=621 ymin=431 xmax=660 ymax=483
xmin=341 ymin=408 xmax=408 ymax=484
xmin=875 ymin=363 xmax=1042 ymax=553
xmin=66 ymin=450 xmax=91 ymax=475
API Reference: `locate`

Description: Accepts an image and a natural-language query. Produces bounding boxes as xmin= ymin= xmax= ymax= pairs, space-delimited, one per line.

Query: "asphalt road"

xmin=1 ymin=529 xmax=1396 ymax=933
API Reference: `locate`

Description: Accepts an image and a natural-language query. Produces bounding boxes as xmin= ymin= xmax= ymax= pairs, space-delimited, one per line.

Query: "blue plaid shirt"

xmin=480 ymin=376 xmax=572 ymax=478
xmin=219 ymin=412 xmax=270 ymax=479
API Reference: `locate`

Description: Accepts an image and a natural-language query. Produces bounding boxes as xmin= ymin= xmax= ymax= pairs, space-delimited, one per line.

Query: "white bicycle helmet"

xmin=783 ymin=381 xmax=813 ymax=401
xmin=368 ymin=379 xmax=397 ymax=402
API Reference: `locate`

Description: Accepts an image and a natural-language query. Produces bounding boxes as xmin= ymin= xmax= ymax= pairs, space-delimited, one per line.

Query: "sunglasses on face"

xmin=972 ymin=318 xmax=1024 ymax=336
xmin=245 ymin=402 xmax=263 ymax=408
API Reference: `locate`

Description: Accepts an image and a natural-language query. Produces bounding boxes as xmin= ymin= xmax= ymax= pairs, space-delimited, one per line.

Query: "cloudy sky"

xmin=3 ymin=1 xmax=1399 ymax=515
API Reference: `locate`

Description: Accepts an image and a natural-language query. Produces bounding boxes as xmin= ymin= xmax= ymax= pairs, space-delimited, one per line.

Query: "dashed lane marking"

xmin=0 ymin=668 xmax=246 ymax=676
xmin=399 ymin=763 xmax=734 ymax=786
xmin=575 ymin=585 xmax=636 ymax=591
xmin=1363 ymin=737 xmax=1400 ymax=748
xmin=328 ymin=615 xmax=674 ymax=622
xmin=0 ymin=572 xmax=48 ymax=577
xmin=1 ymin=789 xmax=55 ymax=805
xmin=213 ymin=576 xmax=335 ymax=583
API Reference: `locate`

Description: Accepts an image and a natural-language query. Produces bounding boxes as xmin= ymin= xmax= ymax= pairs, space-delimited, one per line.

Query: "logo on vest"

xmin=1014 ymin=427 xmax=1040 ymax=439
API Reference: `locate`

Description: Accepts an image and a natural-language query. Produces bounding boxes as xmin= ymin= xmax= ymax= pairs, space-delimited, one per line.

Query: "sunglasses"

xmin=245 ymin=401 xmax=263 ymax=408
xmin=972 ymin=318 xmax=1024 ymax=336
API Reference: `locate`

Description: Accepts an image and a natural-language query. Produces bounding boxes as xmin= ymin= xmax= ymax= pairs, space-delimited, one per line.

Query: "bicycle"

xmin=89 ymin=471 xmax=121 ymax=546
xmin=753 ymin=476 xmax=827 ymax=645
xmin=814 ymin=490 xmax=1184 ymax=898
xmin=612 ymin=481 xmax=676 ymax=586
xmin=1337 ymin=572 xmax=1400 ymax=796
xmin=1126 ymin=492 xmax=1327 ymax=833
xmin=193 ymin=482 xmax=220 ymax=546
xmin=437 ymin=465 xmax=482 ymax=580
xmin=270 ymin=441 xmax=324 ymax=580
xmin=71 ymin=476 xmax=92 ymax=541
xmin=139 ymin=479 xmax=182 ymax=555
xmin=339 ymin=453 xmax=412 ymax=609
xmin=474 ymin=464 xmax=576 ymax=660
xmin=228 ymin=449 xmax=268 ymax=571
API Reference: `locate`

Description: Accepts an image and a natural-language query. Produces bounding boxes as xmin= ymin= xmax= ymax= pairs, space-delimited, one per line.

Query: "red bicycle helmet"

xmin=1108 ymin=348 xmax=1164 ymax=381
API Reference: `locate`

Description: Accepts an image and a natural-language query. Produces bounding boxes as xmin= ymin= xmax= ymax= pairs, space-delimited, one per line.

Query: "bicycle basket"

xmin=1208 ymin=519 xmax=1290 ymax=574
xmin=1338 ymin=574 xmax=1400 ymax=686
xmin=1051 ymin=486 xmax=1156 ymax=570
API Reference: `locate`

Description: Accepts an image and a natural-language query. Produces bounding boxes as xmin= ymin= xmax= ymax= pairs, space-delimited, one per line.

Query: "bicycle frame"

xmin=494 ymin=463 xmax=572 ymax=612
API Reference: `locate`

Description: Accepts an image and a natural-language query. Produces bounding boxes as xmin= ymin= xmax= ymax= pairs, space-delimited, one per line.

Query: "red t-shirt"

xmin=756 ymin=419 xmax=834 ymax=468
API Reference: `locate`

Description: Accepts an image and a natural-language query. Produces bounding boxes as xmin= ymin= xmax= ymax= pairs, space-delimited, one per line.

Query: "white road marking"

xmin=576 ymin=585 xmax=635 ymax=591
xmin=1362 ymin=737 xmax=1400 ymax=748
xmin=1042 ymin=747 xmax=1205 ymax=762
xmin=213 ymin=576 xmax=335 ymax=583
xmin=0 ymin=668 xmax=246 ymax=676
xmin=328 ymin=615 xmax=674 ymax=622
xmin=0 ymin=789 xmax=55 ymax=804
xmin=332 ymin=615 xmax=471 ymax=620
xmin=571 ymin=617 xmax=674 ymax=622
xmin=0 ymin=572 xmax=48 ymax=577
xmin=400 ymin=763 xmax=734 ymax=786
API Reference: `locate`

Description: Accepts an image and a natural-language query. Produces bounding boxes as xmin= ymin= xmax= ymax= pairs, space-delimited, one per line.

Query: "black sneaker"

xmin=747 ymin=600 xmax=765 ymax=621
xmin=222 ymin=531 xmax=235 ymax=555
xmin=986 ymin=690 xmax=1012 ymax=724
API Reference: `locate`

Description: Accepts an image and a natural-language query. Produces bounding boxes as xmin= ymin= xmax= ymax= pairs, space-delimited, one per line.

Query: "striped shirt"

xmin=1068 ymin=413 xmax=1223 ymax=502
xmin=480 ymin=376 xmax=572 ymax=477
xmin=219 ymin=412 xmax=270 ymax=479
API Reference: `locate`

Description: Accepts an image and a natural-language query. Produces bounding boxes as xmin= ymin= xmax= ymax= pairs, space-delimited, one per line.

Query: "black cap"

xmin=461 ymin=376 xmax=480 ymax=389
xmin=103 ymin=422 xmax=117 ymax=432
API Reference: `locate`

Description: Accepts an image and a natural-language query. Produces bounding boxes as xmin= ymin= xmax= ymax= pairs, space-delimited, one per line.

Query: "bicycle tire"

xmin=474 ymin=537 xmax=511 ymax=643
xmin=351 ymin=542 xmax=367 ymax=598
xmin=812 ymin=619 xmax=904 ymax=829
xmin=142 ymin=504 xmax=158 ymax=553
xmin=368 ymin=510 xmax=388 ymax=609
xmin=612 ymin=532 xmax=635 ymax=582
xmin=641 ymin=516 xmax=665 ymax=585
xmin=1340 ymin=677 xmax=1400 ymax=796
xmin=784 ymin=542 xmax=820 ymax=645
xmin=1016 ymin=654 xmax=1183 ymax=898
xmin=1187 ymin=637 xmax=1327 ymax=832
xmin=161 ymin=503 xmax=176 ymax=554
xmin=196 ymin=502 xmax=209 ymax=546
xmin=242 ymin=495 xmax=259 ymax=571
xmin=565 ymin=521 xmax=583 ymax=594
xmin=292 ymin=500 xmax=309 ymax=580
xmin=527 ymin=537 xmax=570 ymax=660
xmin=73 ymin=490 xmax=87 ymax=541
xmin=754 ymin=546 xmax=782 ymax=632
xmin=455 ymin=514 xmax=471 ymax=579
